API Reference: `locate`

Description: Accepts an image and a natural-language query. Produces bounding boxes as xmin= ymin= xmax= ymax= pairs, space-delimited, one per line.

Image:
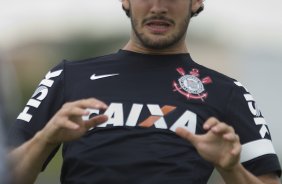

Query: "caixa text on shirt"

xmin=82 ymin=103 xmax=197 ymax=134
xmin=17 ymin=69 xmax=63 ymax=122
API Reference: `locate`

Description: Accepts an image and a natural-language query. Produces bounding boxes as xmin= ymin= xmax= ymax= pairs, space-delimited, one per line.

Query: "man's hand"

xmin=37 ymin=98 xmax=108 ymax=146
xmin=9 ymin=98 xmax=108 ymax=184
xmin=176 ymin=117 xmax=241 ymax=171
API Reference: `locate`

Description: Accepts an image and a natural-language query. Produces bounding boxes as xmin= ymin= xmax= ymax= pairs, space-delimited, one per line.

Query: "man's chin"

xmin=138 ymin=36 xmax=169 ymax=49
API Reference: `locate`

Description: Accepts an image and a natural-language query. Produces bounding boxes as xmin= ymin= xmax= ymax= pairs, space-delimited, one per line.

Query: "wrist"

xmin=216 ymin=163 xmax=265 ymax=184
xmin=216 ymin=162 xmax=242 ymax=173
xmin=216 ymin=163 xmax=247 ymax=184
xmin=34 ymin=130 xmax=60 ymax=149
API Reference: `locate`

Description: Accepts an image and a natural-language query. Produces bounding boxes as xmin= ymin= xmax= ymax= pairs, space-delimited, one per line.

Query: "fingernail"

xmin=73 ymin=124 xmax=79 ymax=129
xmin=212 ymin=127 xmax=218 ymax=131
xmin=204 ymin=124 xmax=210 ymax=129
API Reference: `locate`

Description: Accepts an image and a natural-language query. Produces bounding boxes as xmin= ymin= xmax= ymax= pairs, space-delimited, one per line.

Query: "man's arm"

xmin=9 ymin=98 xmax=108 ymax=184
xmin=9 ymin=131 xmax=58 ymax=184
xmin=218 ymin=164 xmax=280 ymax=184
xmin=176 ymin=117 xmax=281 ymax=184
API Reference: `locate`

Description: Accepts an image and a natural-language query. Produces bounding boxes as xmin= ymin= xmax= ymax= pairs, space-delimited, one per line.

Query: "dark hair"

xmin=191 ymin=5 xmax=204 ymax=17
xmin=122 ymin=4 xmax=130 ymax=17
xmin=122 ymin=4 xmax=204 ymax=18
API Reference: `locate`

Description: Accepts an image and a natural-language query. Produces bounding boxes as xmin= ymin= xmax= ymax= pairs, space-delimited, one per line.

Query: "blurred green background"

xmin=0 ymin=0 xmax=281 ymax=183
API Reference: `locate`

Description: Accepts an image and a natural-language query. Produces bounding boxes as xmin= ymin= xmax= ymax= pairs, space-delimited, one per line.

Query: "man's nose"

xmin=150 ymin=0 xmax=168 ymax=15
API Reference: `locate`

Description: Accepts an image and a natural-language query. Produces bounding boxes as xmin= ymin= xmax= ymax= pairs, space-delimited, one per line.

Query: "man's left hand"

xmin=176 ymin=117 xmax=241 ymax=171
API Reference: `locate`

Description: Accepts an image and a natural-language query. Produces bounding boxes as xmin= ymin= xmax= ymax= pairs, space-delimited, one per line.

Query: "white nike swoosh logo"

xmin=90 ymin=73 xmax=119 ymax=80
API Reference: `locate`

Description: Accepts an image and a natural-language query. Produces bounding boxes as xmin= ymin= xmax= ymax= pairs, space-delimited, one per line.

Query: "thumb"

xmin=176 ymin=127 xmax=198 ymax=146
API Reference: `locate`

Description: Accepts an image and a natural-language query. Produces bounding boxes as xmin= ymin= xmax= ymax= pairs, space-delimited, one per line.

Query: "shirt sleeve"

xmin=8 ymin=60 xmax=66 ymax=169
xmin=224 ymin=81 xmax=281 ymax=177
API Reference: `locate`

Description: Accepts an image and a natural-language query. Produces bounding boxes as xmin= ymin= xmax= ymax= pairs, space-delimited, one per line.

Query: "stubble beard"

xmin=130 ymin=14 xmax=191 ymax=50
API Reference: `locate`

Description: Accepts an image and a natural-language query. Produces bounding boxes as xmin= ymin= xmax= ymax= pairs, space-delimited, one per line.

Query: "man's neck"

xmin=123 ymin=40 xmax=189 ymax=55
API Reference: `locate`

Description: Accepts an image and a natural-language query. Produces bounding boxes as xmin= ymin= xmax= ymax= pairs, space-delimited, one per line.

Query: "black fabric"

xmin=8 ymin=50 xmax=281 ymax=183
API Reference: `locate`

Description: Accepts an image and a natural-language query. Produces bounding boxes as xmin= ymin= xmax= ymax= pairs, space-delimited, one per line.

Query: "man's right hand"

xmin=37 ymin=98 xmax=108 ymax=146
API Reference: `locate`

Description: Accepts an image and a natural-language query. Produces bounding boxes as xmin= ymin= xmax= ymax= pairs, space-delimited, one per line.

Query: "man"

xmin=8 ymin=0 xmax=281 ymax=184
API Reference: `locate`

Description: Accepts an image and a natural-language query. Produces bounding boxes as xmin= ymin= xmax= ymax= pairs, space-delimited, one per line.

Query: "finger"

xmin=230 ymin=139 xmax=241 ymax=156
xmin=175 ymin=127 xmax=198 ymax=146
xmin=211 ymin=123 xmax=234 ymax=135
xmin=84 ymin=114 xmax=108 ymax=130
xmin=203 ymin=117 xmax=220 ymax=130
xmin=223 ymin=132 xmax=237 ymax=142
xmin=61 ymin=106 xmax=90 ymax=117
xmin=61 ymin=119 xmax=80 ymax=130
xmin=74 ymin=98 xmax=108 ymax=110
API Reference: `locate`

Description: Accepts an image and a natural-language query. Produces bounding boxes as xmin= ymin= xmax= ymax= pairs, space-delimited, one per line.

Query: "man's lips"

xmin=144 ymin=20 xmax=173 ymax=34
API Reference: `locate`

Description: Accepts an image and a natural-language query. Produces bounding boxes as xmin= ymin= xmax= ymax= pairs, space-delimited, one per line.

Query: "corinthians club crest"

xmin=173 ymin=68 xmax=212 ymax=101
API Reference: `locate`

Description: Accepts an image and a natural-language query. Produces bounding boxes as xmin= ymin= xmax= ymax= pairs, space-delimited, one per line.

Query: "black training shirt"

xmin=9 ymin=50 xmax=281 ymax=184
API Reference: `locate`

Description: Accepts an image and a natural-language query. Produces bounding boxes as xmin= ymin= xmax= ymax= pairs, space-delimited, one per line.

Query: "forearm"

xmin=9 ymin=131 xmax=58 ymax=184
xmin=217 ymin=163 xmax=280 ymax=184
